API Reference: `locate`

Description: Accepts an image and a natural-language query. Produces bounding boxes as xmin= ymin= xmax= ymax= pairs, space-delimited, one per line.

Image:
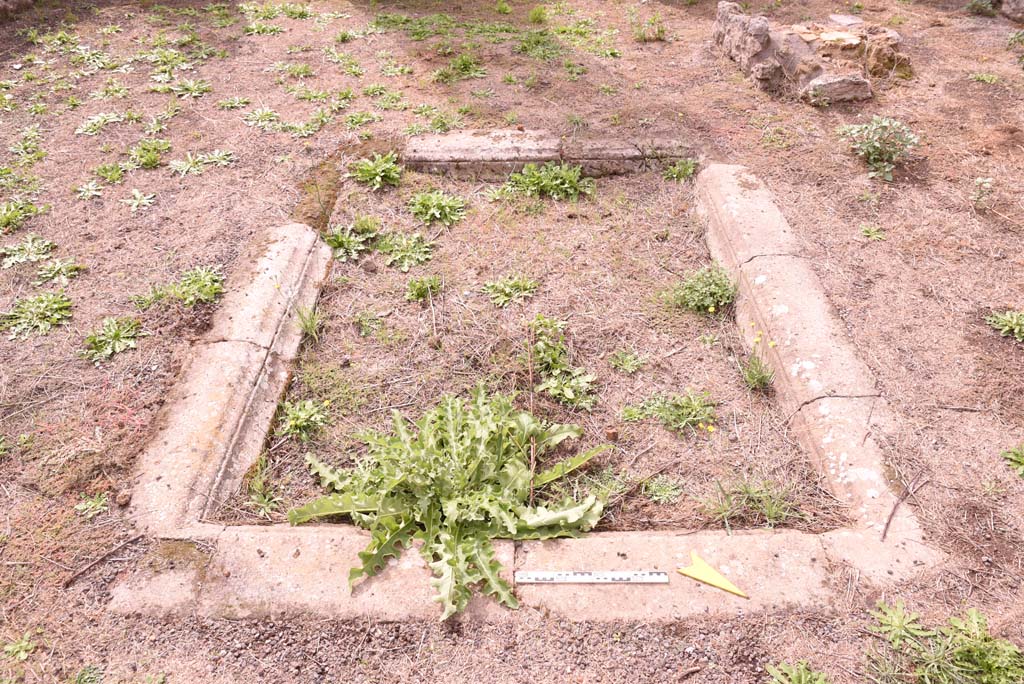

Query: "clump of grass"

xmin=530 ymin=314 xmax=597 ymax=410
xmin=217 ymin=96 xmax=250 ymax=109
xmin=528 ymin=5 xmax=547 ymax=23
xmin=622 ymin=391 xmax=716 ymax=435
xmin=1 ymin=234 xmax=55 ymax=269
xmin=642 ymin=475 xmax=682 ymax=504
xmin=432 ymin=52 xmax=487 ymax=83
xmin=408 ymin=190 xmax=466 ymax=226
xmin=1002 ymin=444 xmax=1024 ymax=477
xmin=348 ymin=152 xmax=402 ymax=190
xmin=296 ymin=305 xmax=325 ymax=343
xmin=838 ymin=116 xmax=919 ymax=181
xmin=741 ymin=353 xmax=775 ymax=391
xmin=986 ymin=310 xmax=1024 ymax=343
xmin=502 ymin=162 xmax=594 ymax=200
xmin=133 ymin=266 xmax=224 ymax=309
xmin=246 ymin=453 xmax=282 ymax=519
xmin=970 ymin=72 xmax=999 ymax=84
xmin=608 ymin=349 xmax=645 ymax=374
xmin=2 ymin=291 xmax=72 ymax=339
xmin=663 ymin=265 xmax=736 ymax=315
xmin=630 ymin=10 xmax=666 ymax=42
xmin=324 ymin=215 xmax=380 ymax=261
xmin=701 ymin=479 xmax=801 ymax=529
xmin=81 ymin=317 xmax=147 ymax=363
xmin=663 ymin=158 xmax=698 ymax=182
xmin=276 ymin=399 xmax=329 ymax=442
xmin=406 ymin=275 xmax=442 ymax=302
xmin=377 ymin=232 xmax=433 ymax=271
xmin=515 ymin=30 xmax=561 ymax=60
xmin=483 ymin=275 xmax=539 ymax=307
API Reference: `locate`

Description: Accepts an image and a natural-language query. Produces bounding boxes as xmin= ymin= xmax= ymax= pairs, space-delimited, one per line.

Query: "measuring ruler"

xmin=514 ymin=570 xmax=670 ymax=584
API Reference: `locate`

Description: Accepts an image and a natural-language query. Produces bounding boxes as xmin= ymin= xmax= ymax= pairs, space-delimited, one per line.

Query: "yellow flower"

xmin=708 ymin=305 xmax=716 ymax=313
xmin=706 ymin=425 xmax=716 ymax=433
xmin=768 ymin=340 xmax=777 ymax=348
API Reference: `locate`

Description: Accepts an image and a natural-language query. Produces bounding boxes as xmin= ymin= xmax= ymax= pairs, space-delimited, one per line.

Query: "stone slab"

xmin=516 ymin=530 xmax=831 ymax=620
xmin=403 ymin=130 xmax=691 ymax=178
xmin=110 ymin=524 xmax=515 ymax=621
xmin=129 ymin=224 xmax=331 ymax=535
xmin=696 ymin=164 xmax=935 ymax=563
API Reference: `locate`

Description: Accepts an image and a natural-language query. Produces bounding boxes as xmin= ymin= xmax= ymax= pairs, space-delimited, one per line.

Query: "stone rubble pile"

xmin=712 ymin=1 xmax=912 ymax=105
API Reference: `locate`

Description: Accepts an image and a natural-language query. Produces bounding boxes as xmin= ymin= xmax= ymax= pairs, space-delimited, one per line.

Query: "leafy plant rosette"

xmin=288 ymin=385 xmax=609 ymax=619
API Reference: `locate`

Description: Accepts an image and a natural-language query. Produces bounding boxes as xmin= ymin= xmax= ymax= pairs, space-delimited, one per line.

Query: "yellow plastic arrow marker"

xmin=677 ymin=551 xmax=748 ymax=599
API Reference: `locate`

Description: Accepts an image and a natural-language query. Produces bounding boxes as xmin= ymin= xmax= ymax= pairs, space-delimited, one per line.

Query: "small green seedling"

xmin=860 ymin=224 xmax=886 ymax=241
xmin=701 ymin=479 xmax=800 ymax=529
xmin=276 ymin=399 xmax=329 ymax=442
xmin=530 ymin=314 xmax=597 ymax=410
xmin=3 ymin=632 xmax=36 ymax=662
xmin=1 ymin=234 xmax=55 ymax=268
xmin=74 ymin=492 xmax=109 ymax=519
xmin=324 ymin=215 xmax=380 ymax=261
xmin=121 ymin=189 xmax=156 ymax=212
xmin=246 ymin=453 xmax=282 ymax=519
xmin=663 ymin=158 xmax=698 ymax=182
xmin=2 ymin=291 xmax=72 ymax=339
xmin=34 ymin=258 xmax=84 ymax=286
xmin=766 ymin=661 xmax=830 ymax=684
xmin=82 ymin=317 xmax=147 ymax=363
xmin=1002 ymin=444 xmax=1024 ymax=476
xmin=348 ymin=152 xmax=402 ymax=190
xmin=408 ymin=190 xmax=466 ymax=225
xmin=663 ymin=265 xmax=736 ymax=314
xmin=406 ymin=275 xmax=442 ymax=302
xmin=377 ymin=232 xmax=434 ymax=271
xmin=483 ymin=275 xmax=539 ymax=307
xmin=608 ymin=349 xmax=645 ymax=374
xmin=134 ymin=266 xmax=224 ymax=309
xmin=642 ymin=475 xmax=682 ymax=504
xmin=987 ymin=310 xmax=1024 ymax=342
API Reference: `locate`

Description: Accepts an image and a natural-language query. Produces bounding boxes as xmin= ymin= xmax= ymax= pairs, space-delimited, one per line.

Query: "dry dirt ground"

xmin=1 ymin=0 xmax=1023 ymax=682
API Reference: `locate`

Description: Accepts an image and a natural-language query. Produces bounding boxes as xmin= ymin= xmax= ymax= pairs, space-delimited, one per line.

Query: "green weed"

xmin=34 ymin=258 xmax=84 ymax=286
xmin=406 ymin=275 xmax=442 ymax=302
xmin=530 ymin=314 xmax=597 ymax=410
xmin=608 ymin=349 xmax=645 ymax=374
xmin=623 ymin=391 xmax=716 ymax=435
xmin=82 ymin=317 xmax=147 ymax=363
xmin=3 ymin=633 xmax=36 ymax=662
xmin=133 ymin=266 xmax=224 ymax=309
xmin=642 ymin=475 xmax=682 ymax=504
xmin=377 ymin=232 xmax=434 ymax=271
xmin=74 ymin=492 xmax=109 ymax=519
xmin=349 ymin=152 xmax=402 ymax=190
xmin=1002 ymin=444 xmax=1024 ymax=476
xmin=324 ymin=215 xmax=380 ymax=261
xmin=276 ymin=399 xmax=329 ymax=441
xmin=766 ymin=661 xmax=829 ymax=684
xmin=288 ymin=385 xmax=607 ymax=619
xmin=0 ymin=198 xmax=46 ymax=234
xmin=2 ymin=291 xmax=73 ymax=339
xmin=663 ymin=265 xmax=736 ymax=315
xmin=630 ymin=10 xmax=666 ymax=42
xmin=838 ymin=116 xmax=919 ymax=181
xmin=1 ymin=234 xmax=55 ymax=269
xmin=986 ymin=310 xmax=1023 ymax=342
xmin=701 ymin=479 xmax=800 ymax=529
xmin=246 ymin=453 xmax=282 ymax=519
xmin=663 ymin=158 xmax=698 ymax=182
xmin=483 ymin=275 xmax=539 ymax=307
xmin=503 ymin=162 xmax=594 ymax=200
xmin=296 ymin=305 xmax=325 ymax=343
xmin=408 ymin=190 xmax=466 ymax=226
xmin=741 ymin=353 xmax=775 ymax=391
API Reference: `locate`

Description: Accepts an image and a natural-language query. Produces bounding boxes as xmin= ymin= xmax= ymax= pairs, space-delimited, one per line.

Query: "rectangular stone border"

xmin=112 ymin=169 xmax=940 ymax=622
